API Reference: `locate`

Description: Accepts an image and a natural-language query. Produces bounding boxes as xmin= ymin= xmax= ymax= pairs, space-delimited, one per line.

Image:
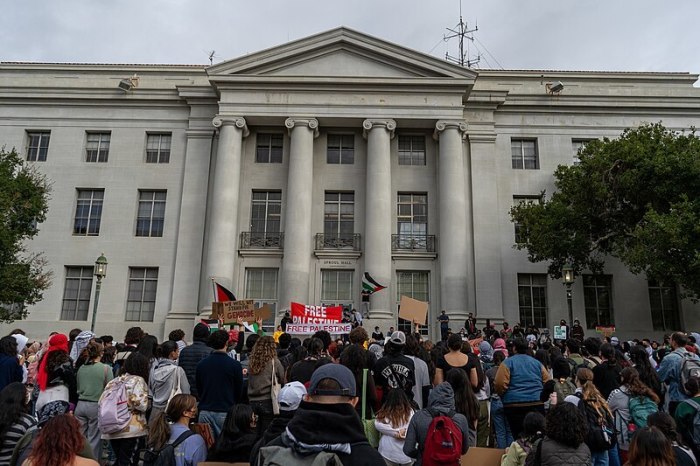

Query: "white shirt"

xmin=375 ymin=410 xmax=414 ymax=464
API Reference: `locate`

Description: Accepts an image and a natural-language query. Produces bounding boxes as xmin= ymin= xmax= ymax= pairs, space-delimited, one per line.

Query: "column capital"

xmin=434 ymin=120 xmax=468 ymax=141
xmin=212 ymin=115 xmax=249 ymax=137
xmin=362 ymin=119 xmax=396 ymax=139
xmin=285 ymin=117 xmax=319 ymax=138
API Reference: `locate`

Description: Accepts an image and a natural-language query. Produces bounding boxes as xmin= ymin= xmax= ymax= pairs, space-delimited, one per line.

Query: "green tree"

xmin=510 ymin=123 xmax=700 ymax=299
xmin=0 ymin=147 xmax=51 ymax=321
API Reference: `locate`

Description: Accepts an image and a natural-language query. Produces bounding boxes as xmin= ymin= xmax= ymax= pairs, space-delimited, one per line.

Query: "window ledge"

xmin=238 ymin=248 xmax=284 ymax=258
xmin=391 ymin=251 xmax=438 ymax=260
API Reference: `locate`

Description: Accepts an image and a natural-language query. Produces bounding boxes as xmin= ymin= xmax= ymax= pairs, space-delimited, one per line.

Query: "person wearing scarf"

xmin=36 ymin=334 xmax=76 ymax=412
xmin=69 ymin=330 xmax=95 ymax=365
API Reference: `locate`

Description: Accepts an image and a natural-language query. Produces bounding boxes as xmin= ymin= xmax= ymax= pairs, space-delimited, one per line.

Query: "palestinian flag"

xmin=214 ymin=281 xmax=236 ymax=302
xmin=362 ymin=272 xmax=386 ymax=295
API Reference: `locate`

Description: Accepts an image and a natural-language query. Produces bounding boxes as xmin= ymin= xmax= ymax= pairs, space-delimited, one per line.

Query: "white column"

xmin=363 ymin=119 xmax=396 ymax=319
xmin=280 ymin=118 xmax=318 ymax=309
xmin=435 ymin=120 xmax=470 ymax=323
xmin=203 ymin=116 xmax=248 ymax=295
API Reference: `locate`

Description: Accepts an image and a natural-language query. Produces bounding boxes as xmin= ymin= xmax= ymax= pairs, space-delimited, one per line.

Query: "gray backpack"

xmin=681 ymin=399 xmax=700 ymax=447
xmin=258 ymin=445 xmax=342 ymax=466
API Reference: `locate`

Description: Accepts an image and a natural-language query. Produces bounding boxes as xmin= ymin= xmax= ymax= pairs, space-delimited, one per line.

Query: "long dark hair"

xmin=627 ymin=426 xmax=675 ymax=466
xmin=0 ymin=382 xmax=28 ymax=448
xmin=339 ymin=343 xmax=368 ymax=378
xmin=137 ymin=335 xmax=159 ymax=361
xmin=122 ymin=352 xmax=150 ymax=383
xmin=148 ymin=394 xmax=197 ymax=449
xmin=375 ymin=388 xmax=413 ymax=428
xmin=629 ymin=345 xmax=662 ymax=397
xmin=621 ymin=367 xmax=660 ymax=403
xmin=156 ymin=340 xmax=179 ymax=360
xmin=445 ymin=368 xmax=478 ymax=426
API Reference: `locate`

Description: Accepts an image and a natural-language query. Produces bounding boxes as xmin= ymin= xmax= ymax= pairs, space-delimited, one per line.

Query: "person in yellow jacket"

xmin=272 ymin=326 xmax=284 ymax=343
xmin=501 ymin=412 xmax=545 ymax=466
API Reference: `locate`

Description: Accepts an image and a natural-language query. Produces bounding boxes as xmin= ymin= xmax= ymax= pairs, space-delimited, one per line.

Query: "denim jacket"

xmin=657 ymin=347 xmax=697 ymax=402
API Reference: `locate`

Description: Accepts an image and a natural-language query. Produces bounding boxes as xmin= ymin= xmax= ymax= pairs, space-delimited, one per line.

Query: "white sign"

xmin=286 ymin=323 xmax=352 ymax=335
xmin=554 ymin=325 xmax=567 ymax=340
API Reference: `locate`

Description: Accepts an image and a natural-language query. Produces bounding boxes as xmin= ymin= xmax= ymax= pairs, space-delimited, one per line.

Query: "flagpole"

xmin=210 ymin=277 xmax=218 ymax=303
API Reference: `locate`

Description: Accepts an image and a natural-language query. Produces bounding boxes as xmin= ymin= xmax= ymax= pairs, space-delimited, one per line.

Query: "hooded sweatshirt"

xmin=258 ymin=400 xmax=385 ymax=466
xmin=403 ymin=382 xmax=470 ymax=465
xmin=493 ymin=339 xmax=509 ymax=358
xmin=149 ymin=358 xmax=190 ymax=409
xmin=12 ymin=334 xmax=29 ymax=383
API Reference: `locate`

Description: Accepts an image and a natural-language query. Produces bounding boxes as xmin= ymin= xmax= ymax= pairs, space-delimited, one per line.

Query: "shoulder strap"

xmin=684 ymin=399 xmax=700 ymax=411
xmin=171 ymin=429 xmax=195 ymax=448
xmin=361 ymin=368 xmax=368 ymax=419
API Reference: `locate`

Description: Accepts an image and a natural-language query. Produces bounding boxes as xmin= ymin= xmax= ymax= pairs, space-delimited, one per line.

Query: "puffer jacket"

xmin=178 ymin=341 xmax=212 ymax=398
xmin=536 ymin=437 xmax=591 ymax=466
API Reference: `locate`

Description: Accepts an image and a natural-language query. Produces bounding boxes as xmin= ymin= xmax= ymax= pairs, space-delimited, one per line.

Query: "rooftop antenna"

xmin=444 ymin=0 xmax=480 ymax=68
xmin=207 ymin=50 xmax=219 ymax=66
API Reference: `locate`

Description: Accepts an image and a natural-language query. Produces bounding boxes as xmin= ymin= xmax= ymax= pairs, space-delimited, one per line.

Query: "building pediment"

xmin=207 ymin=27 xmax=477 ymax=81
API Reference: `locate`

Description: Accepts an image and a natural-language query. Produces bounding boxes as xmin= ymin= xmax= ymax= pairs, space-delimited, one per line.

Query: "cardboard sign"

xmin=595 ymin=325 xmax=616 ymax=337
xmin=286 ymin=323 xmax=352 ymax=334
xmin=398 ymin=295 xmax=428 ymax=324
xmin=290 ymin=302 xmax=343 ymax=324
xmin=212 ymin=300 xmax=272 ymax=324
xmin=554 ymin=325 xmax=567 ymax=340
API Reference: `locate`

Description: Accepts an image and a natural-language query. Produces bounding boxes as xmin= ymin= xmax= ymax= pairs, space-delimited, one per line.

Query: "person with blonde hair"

xmin=247 ymin=336 xmax=285 ymax=434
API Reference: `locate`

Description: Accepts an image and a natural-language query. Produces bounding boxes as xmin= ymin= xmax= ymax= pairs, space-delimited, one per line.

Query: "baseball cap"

xmin=390 ymin=331 xmax=406 ymax=345
xmin=308 ymin=363 xmax=357 ymax=397
xmin=278 ymin=381 xmax=307 ymax=411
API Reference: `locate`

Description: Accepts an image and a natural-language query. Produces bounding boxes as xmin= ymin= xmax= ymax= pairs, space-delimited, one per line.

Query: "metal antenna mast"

xmin=444 ymin=1 xmax=480 ymax=68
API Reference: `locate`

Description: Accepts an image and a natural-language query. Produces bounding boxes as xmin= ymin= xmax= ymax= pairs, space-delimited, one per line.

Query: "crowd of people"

xmin=1 ymin=317 xmax=700 ymax=466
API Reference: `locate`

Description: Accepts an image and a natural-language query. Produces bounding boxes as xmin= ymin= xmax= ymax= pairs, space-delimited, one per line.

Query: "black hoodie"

xmin=256 ymin=400 xmax=385 ymax=466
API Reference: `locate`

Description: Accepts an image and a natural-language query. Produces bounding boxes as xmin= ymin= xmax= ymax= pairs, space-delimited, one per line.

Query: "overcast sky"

xmin=3 ymin=0 xmax=699 ymax=78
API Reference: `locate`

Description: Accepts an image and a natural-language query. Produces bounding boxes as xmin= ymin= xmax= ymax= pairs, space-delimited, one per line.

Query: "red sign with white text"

xmin=290 ymin=302 xmax=343 ymax=324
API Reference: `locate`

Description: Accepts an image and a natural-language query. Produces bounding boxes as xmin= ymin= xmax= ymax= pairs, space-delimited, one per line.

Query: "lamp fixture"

xmin=546 ymin=81 xmax=564 ymax=95
xmin=118 ymin=74 xmax=139 ymax=92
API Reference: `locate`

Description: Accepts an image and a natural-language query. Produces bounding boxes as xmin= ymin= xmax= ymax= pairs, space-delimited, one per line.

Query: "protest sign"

xmin=286 ymin=323 xmax=352 ymax=334
xmin=290 ymin=302 xmax=343 ymax=324
xmin=553 ymin=325 xmax=567 ymax=340
xmin=212 ymin=300 xmax=272 ymax=324
xmin=595 ymin=325 xmax=616 ymax=337
xmin=398 ymin=295 xmax=428 ymax=324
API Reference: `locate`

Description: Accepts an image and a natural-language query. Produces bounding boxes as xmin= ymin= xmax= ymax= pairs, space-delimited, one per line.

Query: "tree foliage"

xmin=0 ymin=147 xmax=52 ymax=321
xmin=510 ymin=123 xmax=700 ymax=299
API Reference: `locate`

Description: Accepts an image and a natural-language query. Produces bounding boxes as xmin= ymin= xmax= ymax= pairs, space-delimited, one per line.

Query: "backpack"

xmin=141 ymin=430 xmax=194 ymax=466
xmin=422 ymin=408 xmax=463 ymax=466
xmin=680 ymin=353 xmax=700 ymax=396
xmin=577 ymin=396 xmax=614 ymax=452
xmin=98 ymin=377 xmax=131 ymax=434
xmin=628 ymin=395 xmax=658 ymax=428
xmin=682 ymin=399 xmax=700 ymax=448
xmin=524 ymin=438 xmax=543 ymax=466
xmin=553 ymin=378 xmax=577 ymax=404
xmin=566 ymin=358 xmax=590 ymax=378
xmin=258 ymin=445 xmax=343 ymax=466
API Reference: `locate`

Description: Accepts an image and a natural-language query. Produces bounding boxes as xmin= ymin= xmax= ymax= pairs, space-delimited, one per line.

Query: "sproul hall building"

xmin=1 ymin=28 xmax=699 ymax=341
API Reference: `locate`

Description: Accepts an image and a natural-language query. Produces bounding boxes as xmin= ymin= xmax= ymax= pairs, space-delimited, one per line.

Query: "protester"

xmin=0 ymin=382 xmax=36 ymax=464
xmin=247 ymin=335 xmax=285 ymax=434
xmin=625 ymin=426 xmax=676 ymax=466
xmin=178 ymin=323 xmax=212 ymax=399
xmin=673 ymin=376 xmax=700 ymax=459
xmin=593 ymin=343 xmax=622 ymax=400
xmin=434 ymin=334 xmax=478 ymax=388
xmin=0 ymin=336 xmax=23 ymax=392
xmin=372 ymin=326 xmax=384 ymax=342
xmin=540 ymin=357 xmax=576 ymax=406
xmin=375 ymin=388 xmax=415 ymax=466
xmin=36 ymin=333 xmax=76 ymax=412
xmin=403 ymin=382 xmax=469 ymax=465
xmin=22 ymin=414 xmax=99 ymax=466
xmin=289 ymin=337 xmax=325 ymax=384
xmin=168 ymin=329 xmax=187 ymax=354
xmin=207 ymin=403 xmax=259 ymax=461
xmin=405 ymin=333 xmax=431 ymax=409
xmin=446 ymin=366 xmax=479 ymax=446
xmin=488 ymin=350 xmax=514 ymax=449
xmin=495 ymin=338 xmax=549 ymax=438
xmin=529 ymin=402 xmax=591 ymax=466
xmin=256 ymin=363 xmax=385 ymax=465
xmin=75 ymin=340 xmax=113 ymax=461
xmin=100 ymin=352 xmax=150 ymax=466
xmin=149 ymin=340 xmax=190 ymax=422
xmin=196 ymin=329 xmax=243 ymax=438
xmin=340 ymin=340 xmax=378 ymax=421
xmin=146 ymin=393 xmax=207 ymax=466
xmin=646 ymin=412 xmax=697 ymax=466
xmin=628 ymin=345 xmax=663 ymax=403
xmin=500 ymin=411 xmax=545 ymax=466
xmin=136 ymin=334 xmax=159 ymax=372
xmin=659 ymin=333 xmax=700 ymax=417
xmin=375 ymin=331 xmax=416 ymax=403
xmin=113 ymin=327 xmax=143 ymax=374
xmin=69 ymin=330 xmax=95 ymax=365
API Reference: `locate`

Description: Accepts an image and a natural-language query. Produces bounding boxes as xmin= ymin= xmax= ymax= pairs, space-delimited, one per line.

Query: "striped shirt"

xmin=0 ymin=413 xmax=37 ymax=464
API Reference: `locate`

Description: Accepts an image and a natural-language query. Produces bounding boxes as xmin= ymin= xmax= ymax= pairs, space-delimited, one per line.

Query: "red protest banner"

xmin=290 ymin=302 xmax=343 ymax=324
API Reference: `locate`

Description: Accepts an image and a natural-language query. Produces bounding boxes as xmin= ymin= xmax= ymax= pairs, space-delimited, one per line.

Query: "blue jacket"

xmin=495 ymin=354 xmax=549 ymax=404
xmin=0 ymin=353 xmax=23 ymax=392
xmin=658 ymin=347 xmax=697 ymax=402
xmin=196 ymin=351 xmax=243 ymax=413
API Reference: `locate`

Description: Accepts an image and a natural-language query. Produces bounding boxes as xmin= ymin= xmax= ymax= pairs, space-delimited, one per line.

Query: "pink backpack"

xmin=98 ymin=377 xmax=131 ymax=434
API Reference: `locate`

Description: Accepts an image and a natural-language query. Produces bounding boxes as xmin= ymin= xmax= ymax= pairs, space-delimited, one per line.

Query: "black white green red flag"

xmin=362 ymin=272 xmax=386 ymax=295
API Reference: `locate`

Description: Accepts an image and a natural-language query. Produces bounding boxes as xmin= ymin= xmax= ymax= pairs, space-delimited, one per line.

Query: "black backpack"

xmin=141 ymin=430 xmax=195 ymax=466
xmin=576 ymin=395 xmax=614 ymax=452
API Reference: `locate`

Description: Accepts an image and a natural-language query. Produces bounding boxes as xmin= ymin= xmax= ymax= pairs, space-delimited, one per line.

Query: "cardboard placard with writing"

xmin=212 ymin=300 xmax=272 ymax=324
xmin=398 ymin=295 xmax=428 ymax=324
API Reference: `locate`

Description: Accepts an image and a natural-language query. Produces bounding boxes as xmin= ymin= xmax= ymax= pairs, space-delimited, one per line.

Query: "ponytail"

xmin=156 ymin=340 xmax=179 ymax=360
xmin=147 ymin=411 xmax=171 ymax=450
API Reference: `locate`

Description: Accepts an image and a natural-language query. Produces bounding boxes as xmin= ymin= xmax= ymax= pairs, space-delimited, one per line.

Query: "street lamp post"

xmin=91 ymin=253 xmax=108 ymax=333
xmin=562 ymin=263 xmax=575 ymax=331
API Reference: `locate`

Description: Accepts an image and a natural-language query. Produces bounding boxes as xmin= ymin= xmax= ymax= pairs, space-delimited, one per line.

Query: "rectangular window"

xmin=324 ymin=192 xmax=354 ymax=239
xmin=327 ymin=134 xmax=354 ymax=164
xmin=398 ymin=135 xmax=426 ymax=166
xmin=321 ymin=270 xmax=354 ymax=305
xmin=397 ymin=193 xmax=427 ymax=247
xmin=572 ymin=139 xmax=593 ymax=165
xmin=511 ymin=139 xmax=539 ymax=169
xmin=85 ymin=132 xmax=111 ymax=163
xmin=648 ymin=280 xmax=681 ymax=331
xmin=245 ymin=268 xmax=278 ymax=330
xmin=397 ymin=271 xmax=430 ymax=332
xmin=126 ymin=267 xmax=158 ymax=322
xmin=255 ymin=133 xmax=283 ymax=163
xmin=583 ymin=275 xmax=614 ymax=328
xmin=518 ymin=273 xmax=548 ymax=328
xmin=146 ymin=133 xmax=171 ymax=163
xmin=512 ymin=195 xmax=541 ymax=244
xmin=136 ymin=190 xmax=166 ymax=237
xmin=26 ymin=131 xmax=50 ymax=162
xmin=61 ymin=266 xmax=93 ymax=321
xmin=74 ymin=189 xmax=104 ymax=236
xmin=250 ymin=191 xmax=282 ymax=235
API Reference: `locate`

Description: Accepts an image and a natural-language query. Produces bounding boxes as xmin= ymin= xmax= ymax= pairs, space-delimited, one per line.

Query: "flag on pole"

xmin=362 ymin=272 xmax=386 ymax=296
xmin=214 ymin=281 xmax=236 ymax=302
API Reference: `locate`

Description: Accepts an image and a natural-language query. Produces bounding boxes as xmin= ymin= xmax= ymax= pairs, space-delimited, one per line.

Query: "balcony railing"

xmin=240 ymin=231 xmax=284 ymax=249
xmin=315 ymin=233 xmax=362 ymax=251
xmin=391 ymin=234 xmax=436 ymax=253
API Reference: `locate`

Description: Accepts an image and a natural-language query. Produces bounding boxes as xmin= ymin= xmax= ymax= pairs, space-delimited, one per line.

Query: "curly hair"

xmin=249 ymin=336 xmax=277 ymax=375
xmin=545 ymin=402 xmax=587 ymax=448
xmin=27 ymin=414 xmax=84 ymax=466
